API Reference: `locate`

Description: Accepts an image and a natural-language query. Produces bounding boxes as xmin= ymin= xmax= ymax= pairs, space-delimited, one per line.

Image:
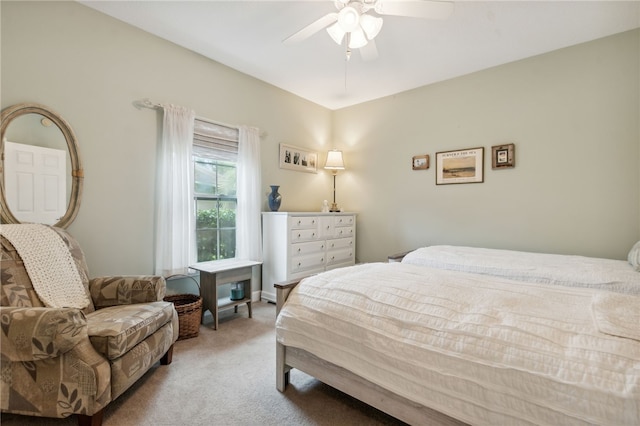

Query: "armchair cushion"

xmin=89 ymin=276 xmax=166 ymax=309
xmin=0 ymin=307 xmax=87 ymax=362
xmin=86 ymin=301 xmax=176 ymax=360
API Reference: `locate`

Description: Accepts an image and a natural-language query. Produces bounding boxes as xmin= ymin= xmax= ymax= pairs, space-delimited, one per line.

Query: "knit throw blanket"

xmin=1 ymin=224 xmax=90 ymax=309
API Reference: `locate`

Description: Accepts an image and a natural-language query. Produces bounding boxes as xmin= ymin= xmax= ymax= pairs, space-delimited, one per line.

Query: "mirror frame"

xmin=0 ymin=103 xmax=83 ymax=228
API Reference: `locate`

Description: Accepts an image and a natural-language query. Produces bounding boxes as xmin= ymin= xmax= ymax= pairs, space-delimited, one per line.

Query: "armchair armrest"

xmin=89 ymin=276 xmax=166 ymax=309
xmin=0 ymin=306 xmax=87 ymax=361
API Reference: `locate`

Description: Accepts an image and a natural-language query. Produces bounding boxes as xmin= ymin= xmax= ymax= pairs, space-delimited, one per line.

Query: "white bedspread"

xmin=402 ymin=245 xmax=640 ymax=294
xmin=276 ymin=263 xmax=640 ymax=426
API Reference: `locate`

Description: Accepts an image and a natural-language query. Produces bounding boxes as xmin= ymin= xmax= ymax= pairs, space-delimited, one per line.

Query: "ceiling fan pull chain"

xmin=344 ymin=47 xmax=350 ymax=93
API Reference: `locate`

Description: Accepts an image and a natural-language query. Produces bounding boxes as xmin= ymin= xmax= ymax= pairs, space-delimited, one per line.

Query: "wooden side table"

xmin=189 ymin=259 xmax=262 ymax=330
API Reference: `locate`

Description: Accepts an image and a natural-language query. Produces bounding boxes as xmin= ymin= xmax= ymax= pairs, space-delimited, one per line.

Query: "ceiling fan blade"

xmin=375 ymin=0 xmax=454 ymax=20
xmin=360 ymin=39 xmax=378 ymax=61
xmin=283 ymin=12 xmax=338 ymax=45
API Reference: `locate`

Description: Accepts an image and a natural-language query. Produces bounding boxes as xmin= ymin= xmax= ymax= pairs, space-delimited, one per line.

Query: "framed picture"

xmin=436 ymin=147 xmax=484 ymax=185
xmin=412 ymin=154 xmax=429 ymax=170
xmin=492 ymin=143 xmax=515 ymax=169
xmin=279 ymin=143 xmax=317 ymax=173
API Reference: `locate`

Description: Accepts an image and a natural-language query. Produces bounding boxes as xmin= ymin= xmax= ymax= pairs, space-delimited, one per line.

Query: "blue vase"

xmin=268 ymin=185 xmax=282 ymax=211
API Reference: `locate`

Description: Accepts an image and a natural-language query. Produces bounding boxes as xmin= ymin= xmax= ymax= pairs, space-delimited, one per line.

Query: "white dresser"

xmin=261 ymin=212 xmax=356 ymax=302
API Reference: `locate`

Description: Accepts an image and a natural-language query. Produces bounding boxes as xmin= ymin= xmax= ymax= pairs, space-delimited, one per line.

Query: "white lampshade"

xmin=327 ymin=22 xmax=346 ymax=45
xmin=348 ymin=27 xmax=368 ymax=49
xmin=360 ymin=14 xmax=383 ymax=40
xmin=324 ymin=150 xmax=345 ymax=170
xmin=337 ymin=6 xmax=360 ymax=32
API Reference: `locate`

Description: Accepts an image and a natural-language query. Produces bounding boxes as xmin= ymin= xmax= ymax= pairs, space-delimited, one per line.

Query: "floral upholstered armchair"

xmin=0 ymin=225 xmax=179 ymax=426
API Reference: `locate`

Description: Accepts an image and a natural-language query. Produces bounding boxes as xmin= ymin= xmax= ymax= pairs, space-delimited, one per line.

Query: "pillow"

xmin=628 ymin=241 xmax=640 ymax=271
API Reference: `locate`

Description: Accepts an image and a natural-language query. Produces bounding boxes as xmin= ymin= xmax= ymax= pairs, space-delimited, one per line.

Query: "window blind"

xmin=193 ymin=118 xmax=239 ymax=162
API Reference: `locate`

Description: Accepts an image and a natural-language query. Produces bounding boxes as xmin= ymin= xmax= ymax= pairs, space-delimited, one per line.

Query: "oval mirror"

xmin=0 ymin=103 xmax=83 ymax=228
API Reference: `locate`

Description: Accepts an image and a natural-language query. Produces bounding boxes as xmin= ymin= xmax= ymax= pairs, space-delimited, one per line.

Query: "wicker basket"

xmin=164 ymin=294 xmax=202 ymax=340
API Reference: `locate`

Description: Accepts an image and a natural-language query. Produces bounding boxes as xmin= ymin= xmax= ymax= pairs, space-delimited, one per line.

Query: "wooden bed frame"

xmin=275 ymin=279 xmax=467 ymax=426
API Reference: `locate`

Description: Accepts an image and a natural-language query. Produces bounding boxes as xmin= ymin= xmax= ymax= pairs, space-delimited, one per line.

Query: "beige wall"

xmin=2 ymin=1 xmax=638 ymax=288
xmin=333 ymin=29 xmax=640 ymax=261
xmin=1 ymin=1 xmax=333 ymax=283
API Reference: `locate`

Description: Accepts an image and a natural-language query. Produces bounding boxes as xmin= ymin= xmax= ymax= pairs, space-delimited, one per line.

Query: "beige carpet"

xmin=1 ymin=302 xmax=406 ymax=426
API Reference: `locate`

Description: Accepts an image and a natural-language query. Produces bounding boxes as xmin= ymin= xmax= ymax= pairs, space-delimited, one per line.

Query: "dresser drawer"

xmin=289 ymin=216 xmax=319 ymax=229
xmin=326 ymin=247 xmax=354 ymax=266
xmin=332 ymin=226 xmax=354 ymax=239
xmin=326 ymin=237 xmax=353 ymax=251
xmin=291 ymin=228 xmax=320 ymax=243
xmin=291 ymin=240 xmax=326 ymax=256
xmin=290 ymin=253 xmax=325 ymax=274
xmin=334 ymin=215 xmax=355 ymax=227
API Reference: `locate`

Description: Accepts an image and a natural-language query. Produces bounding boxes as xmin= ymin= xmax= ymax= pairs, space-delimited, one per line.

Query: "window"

xmin=193 ymin=119 xmax=239 ymax=262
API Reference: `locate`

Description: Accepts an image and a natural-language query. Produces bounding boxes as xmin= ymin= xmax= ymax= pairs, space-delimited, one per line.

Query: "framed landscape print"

xmin=279 ymin=143 xmax=317 ymax=173
xmin=436 ymin=147 xmax=484 ymax=185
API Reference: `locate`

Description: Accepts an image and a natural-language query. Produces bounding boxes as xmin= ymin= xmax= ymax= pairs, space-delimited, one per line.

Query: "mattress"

xmin=402 ymin=245 xmax=640 ymax=294
xmin=276 ymin=263 xmax=640 ymax=425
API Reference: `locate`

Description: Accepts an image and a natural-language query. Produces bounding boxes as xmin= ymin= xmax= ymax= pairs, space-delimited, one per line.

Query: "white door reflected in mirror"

xmin=4 ymin=141 xmax=67 ymax=224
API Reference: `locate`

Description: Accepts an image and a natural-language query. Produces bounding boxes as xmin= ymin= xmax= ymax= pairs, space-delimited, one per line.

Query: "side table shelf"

xmin=189 ymin=259 xmax=262 ymax=330
xmin=218 ymin=295 xmax=252 ymax=316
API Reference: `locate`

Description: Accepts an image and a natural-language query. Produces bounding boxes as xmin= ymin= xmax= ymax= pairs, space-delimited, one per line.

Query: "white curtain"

xmin=154 ymin=104 xmax=196 ymax=276
xmin=236 ymin=125 xmax=262 ymax=261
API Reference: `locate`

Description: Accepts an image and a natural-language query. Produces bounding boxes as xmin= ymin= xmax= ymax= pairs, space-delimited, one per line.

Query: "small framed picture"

xmin=491 ymin=143 xmax=515 ymax=169
xmin=412 ymin=154 xmax=429 ymax=170
xmin=279 ymin=143 xmax=318 ymax=173
xmin=435 ymin=147 xmax=484 ymax=185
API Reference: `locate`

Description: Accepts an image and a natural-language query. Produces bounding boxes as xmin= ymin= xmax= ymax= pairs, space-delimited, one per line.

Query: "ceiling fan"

xmin=283 ymin=0 xmax=454 ymax=60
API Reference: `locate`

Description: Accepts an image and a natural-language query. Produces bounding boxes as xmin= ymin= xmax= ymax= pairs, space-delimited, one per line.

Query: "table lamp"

xmin=324 ymin=150 xmax=345 ymax=212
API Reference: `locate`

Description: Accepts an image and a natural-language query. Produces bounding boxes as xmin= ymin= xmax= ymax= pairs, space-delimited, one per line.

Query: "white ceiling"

xmin=79 ymin=1 xmax=640 ymax=110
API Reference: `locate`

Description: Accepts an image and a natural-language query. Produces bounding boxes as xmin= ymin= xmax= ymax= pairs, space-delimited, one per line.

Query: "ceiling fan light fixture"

xmin=337 ymin=6 xmax=360 ymax=32
xmin=348 ymin=27 xmax=368 ymax=49
xmin=327 ymin=22 xmax=346 ymax=45
xmin=360 ymin=14 xmax=383 ymax=40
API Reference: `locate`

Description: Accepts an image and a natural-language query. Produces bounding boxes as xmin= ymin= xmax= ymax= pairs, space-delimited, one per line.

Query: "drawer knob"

xmin=298 ymin=233 xmax=301 ymax=238
xmin=297 ymin=248 xmax=301 ymax=253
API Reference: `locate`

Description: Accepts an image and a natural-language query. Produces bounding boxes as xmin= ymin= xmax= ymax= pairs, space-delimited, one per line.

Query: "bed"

xmin=275 ymin=244 xmax=640 ymax=425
